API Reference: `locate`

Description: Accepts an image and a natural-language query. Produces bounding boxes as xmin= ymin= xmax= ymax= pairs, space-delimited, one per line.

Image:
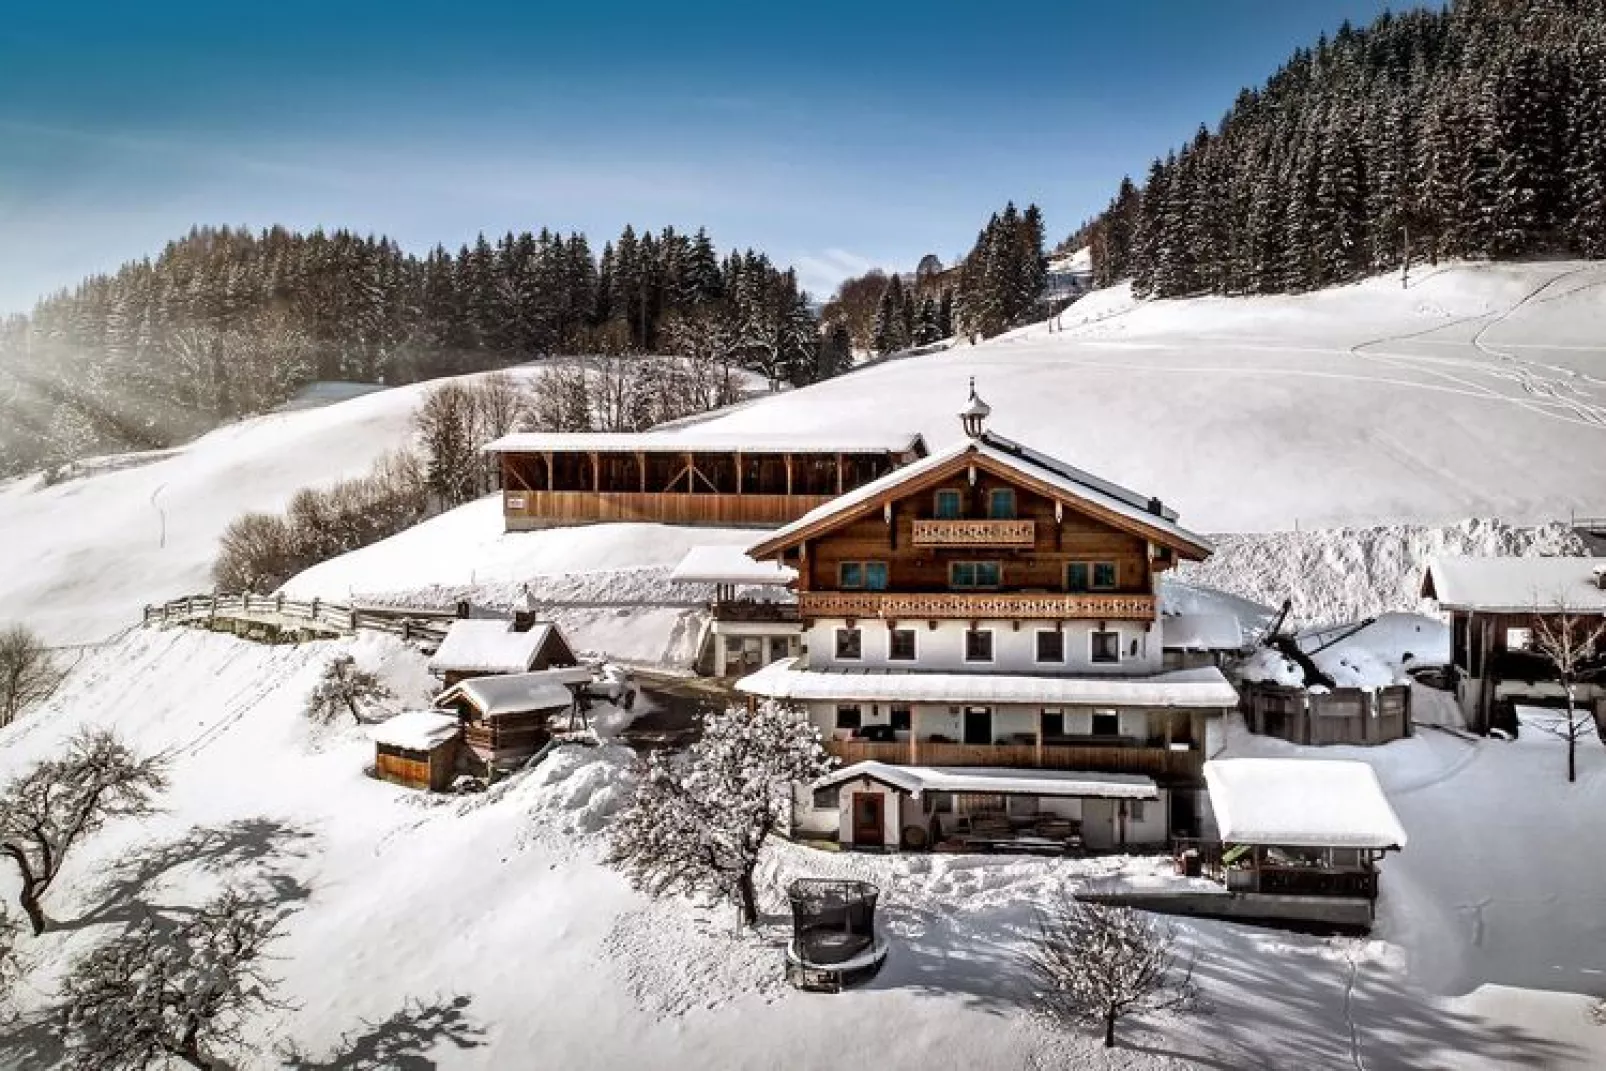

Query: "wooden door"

xmin=851 ymin=793 xmax=885 ymax=846
xmin=963 ymin=707 xmax=993 ymax=746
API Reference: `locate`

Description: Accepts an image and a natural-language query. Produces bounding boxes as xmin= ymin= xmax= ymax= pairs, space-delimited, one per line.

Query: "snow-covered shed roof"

xmin=370 ymin=710 xmax=461 ymax=751
xmin=1203 ymin=758 xmax=1407 ymax=850
xmin=1162 ymin=613 xmax=1245 ymax=651
xmin=481 ymin=430 xmax=927 ymax=456
xmin=748 ymin=428 xmax=1211 ymax=561
xmin=427 ymin=619 xmax=567 ymax=674
xmin=436 ymin=670 xmax=583 ymax=717
xmin=736 ymin=659 xmax=1240 ymax=709
xmin=1421 ymin=556 xmax=1606 ymax=614
xmin=817 ymin=761 xmax=1158 ymax=800
xmin=670 ymin=545 xmax=797 ymax=586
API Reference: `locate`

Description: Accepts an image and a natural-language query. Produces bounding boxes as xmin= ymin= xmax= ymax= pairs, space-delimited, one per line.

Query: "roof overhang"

xmin=817 ymin=760 xmax=1158 ymax=800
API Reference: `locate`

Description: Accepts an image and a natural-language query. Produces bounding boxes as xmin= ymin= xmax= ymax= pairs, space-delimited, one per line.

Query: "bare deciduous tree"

xmin=609 ymin=700 xmax=829 ymax=927
xmin=0 ymin=623 xmax=61 ymax=727
xmin=305 ymin=656 xmax=394 ymax=726
xmin=1028 ymin=894 xmax=1195 ymax=1049
xmin=59 ymin=889 xmax=288 ymax=1071
xmin=0 ymin=729 xmax=168 ymax=935
xmin=1529 ymin=600 xmax=1606 ymax=784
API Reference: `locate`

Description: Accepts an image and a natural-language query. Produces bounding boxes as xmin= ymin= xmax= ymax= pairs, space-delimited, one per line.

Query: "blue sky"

xmin=0 ymin=0 xmax=1412 ymax=314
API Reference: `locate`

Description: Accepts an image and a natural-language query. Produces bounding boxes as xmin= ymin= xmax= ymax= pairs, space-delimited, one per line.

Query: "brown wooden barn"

xmin=427 ymin=615 xmax=578 ymax=687
xmin=434 ymin=668 xmax=591 ymax=772
xmin=371 ymin=711 xmax=463 ymax=791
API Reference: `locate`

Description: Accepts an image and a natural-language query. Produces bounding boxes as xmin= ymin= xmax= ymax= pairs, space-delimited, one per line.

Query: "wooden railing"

xmin=911 ymin=519 xmax=1036 ymax=547
xmin=800 ymin=590 xmax=1156 ymax=621
xmin=143 ymin=593 xmax=451 ymax=643
xmin=826 ymin=738 xmax=1201 ymax=780
xmin=712 ymin=599 xmax=801 ymax=623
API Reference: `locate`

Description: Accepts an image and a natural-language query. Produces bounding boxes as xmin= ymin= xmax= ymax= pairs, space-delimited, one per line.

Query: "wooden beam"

xmin=544 ymin=452 xmax=554 ymax=492
xmin=591 ymin=451 xmax=600 ymax=493
xmin=785 ymin=453 xmax=794 ymax=496
xmin=836 ymin=453 xmax=845 ymax=495
xmin=638 ymin=451 xmax=647 ymax=494
xmin=736 ymin=451 xmax=744 ymax=494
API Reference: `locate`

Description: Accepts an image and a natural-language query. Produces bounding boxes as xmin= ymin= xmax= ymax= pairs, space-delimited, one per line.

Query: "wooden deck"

xmin=826 ymin=738 xmax=1202 ymax=780
xmin=504 ymin=490 xmax=834 ymax=528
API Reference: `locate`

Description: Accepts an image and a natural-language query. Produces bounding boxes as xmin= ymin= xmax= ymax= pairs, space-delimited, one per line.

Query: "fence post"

xmin=402 ymin=620 xmax=412 ymax=642
xmin=276 ymin=593 xmax=284 ymax=615
xmin=350 ymin=609 xmax=358 ymax=631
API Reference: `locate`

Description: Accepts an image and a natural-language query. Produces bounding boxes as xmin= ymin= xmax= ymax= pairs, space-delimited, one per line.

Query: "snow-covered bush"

xmin=59 ymin=889 xmax=287 ymax=1071
xmin=304 ymin=656 xmax=394 ymax=726
xmin=0 ymin=622 xmax=63 ymax=727
xmin=608 ymin=701 xmax=829 ymax=927
xmin=0 ymin=729 xmax=167 ymax=935
xmin=1028 ymin=893 xmax=1195 ymax=1049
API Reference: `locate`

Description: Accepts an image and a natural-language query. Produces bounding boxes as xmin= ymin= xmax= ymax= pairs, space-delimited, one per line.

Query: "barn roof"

xmin=747 ymin=429 xmax=1211 ymax=561
xmin=436 ymin=670 xmax=582 ymax=717
xmin=1420 ymin=556 xmax=1606 ymax=614
xmin=481 ymin=431 xmax=927 ymax=456
xmin=370 ymin=710 xmax=461 ymax=751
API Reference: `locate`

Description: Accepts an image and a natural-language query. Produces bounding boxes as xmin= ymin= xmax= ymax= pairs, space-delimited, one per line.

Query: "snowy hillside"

xmin=3 ymin=626 xmax=1604 ymax=1068
xmin=694 ymin=261 xmax=1606 ymax=532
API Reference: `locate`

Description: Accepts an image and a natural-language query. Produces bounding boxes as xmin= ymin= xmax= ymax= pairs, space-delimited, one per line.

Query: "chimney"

xmin=1592 ymin=563 xmax=1606 ymax=590
xmin=512 ymin=609 xmax=536 ymax=633
xmin=1147 ymin=497 xmax=1164 ymax=517
xmin=455 ymin=599 xmax=471 ymax=619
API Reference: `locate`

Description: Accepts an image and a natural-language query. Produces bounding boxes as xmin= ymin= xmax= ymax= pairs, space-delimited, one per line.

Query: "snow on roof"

xmin=1421 ymin=556 xmax=1606 ymax=614
xmin=670 ymin=545 xmax=796 ymax=586
xmin=370 ymin=710 xmax=461 ymax=751
xmin=817 ymin=761 xmax=1158 ymax=800
xmin=1162 ymin=613 xmax=1244 ymax=651
xmin=436 ymin=670 xmax=580 ymax=717
xmin=428 ymin=619 xmax=556 ymax=674
xmin=750 ymin=430 xmax=1211 ymax=559
xmin=736 ymin=659 xmax=1240 ymax=708
xmin=1204 ymin=758 xmax=1407 ymax=850
xmin=481 ymin=430 xmax=926 ymax=455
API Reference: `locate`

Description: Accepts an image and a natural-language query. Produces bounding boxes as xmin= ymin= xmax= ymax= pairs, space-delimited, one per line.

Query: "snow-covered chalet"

xmin=738 ymin=386 xmax=1241 ymax=852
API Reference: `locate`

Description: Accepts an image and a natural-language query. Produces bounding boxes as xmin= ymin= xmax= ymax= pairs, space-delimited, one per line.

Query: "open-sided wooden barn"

xmin=435 ymin=668 xmax=591 ymax=771
xmin=481 ymin=430 xmax=927 ymax=530
xmin=371 ymin=710 xmax=463 ymax=791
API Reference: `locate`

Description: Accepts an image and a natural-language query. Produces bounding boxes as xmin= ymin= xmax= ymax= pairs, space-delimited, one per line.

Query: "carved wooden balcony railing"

xmin=910 ymin=519 xmax=1036 ymax=547
xmin=799 ymin=590 xmax=1156 ymax=621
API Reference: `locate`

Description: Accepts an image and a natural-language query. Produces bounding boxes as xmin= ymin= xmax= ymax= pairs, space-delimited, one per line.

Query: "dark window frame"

xmin=1035 ymin=629 xmax=1065 ymax=663
xmin=964 ymin=628 xmax=995 ymax=663
xmin=1091 ymin=628 xmax=1121 ymax=664
xmin=835 ymin=627 xmax=863 ymax=660
xmin=889 ymin=627 xmax=917 ymax=661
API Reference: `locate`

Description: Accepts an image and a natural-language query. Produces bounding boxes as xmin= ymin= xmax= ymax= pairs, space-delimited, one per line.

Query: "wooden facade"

xmin=375 ymin=738 xmax=458 ymax=792
xmin=1241 ymin=682 xmax=1412 ymax=746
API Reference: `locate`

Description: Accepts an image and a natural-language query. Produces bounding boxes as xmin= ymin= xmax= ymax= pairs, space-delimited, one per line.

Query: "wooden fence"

xmin=143 ymin=592 xmax=452 ymax=644
xmin=1241 ymin=682 xmax=1412 ymax=746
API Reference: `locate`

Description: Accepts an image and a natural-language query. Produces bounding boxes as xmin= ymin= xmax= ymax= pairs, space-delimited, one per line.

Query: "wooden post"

xmin=735 ymin=451 xmax=744 ymax=495
xmin=784 ymin=454 xmax=794 ymax=496
xmin=909 ymin=707 xmax=920 ymax=764
xmin=591 ymin=451 xmax=601 ymax=493
xmin=545 ymin=451 xmax=554 ymax=492
xmin=836 ymin=453 xmax=844 ymax=495
xmin=637 ymin=451 xmax=647 ymax=494
xmin=1035 ymin=712 xmax=1044 ymax=768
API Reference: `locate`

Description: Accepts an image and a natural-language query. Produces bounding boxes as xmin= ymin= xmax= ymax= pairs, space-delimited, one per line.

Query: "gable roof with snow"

xmin=1203 ymin=758 xmax=1407 ymax=850
xmin=427 ymin=619 xmax=573 ymax=675
xmin=435 ymin=669 xmax=584 ymax=717
xmin=370 ymin=710 xmax=462 ymax=751
xmin=817 ymin=761 xmax=1158 ymax=800
xmin=1421 ymin=556 xmax=1606 ymax=614
xmin=670 ymin=545 xmax=797 ymax=586
xmin=737 ymin=659 xmax=1240 ymax=708
xmin=481 ymin=430 xmax=927 ymax=456
xmin=747 ymin=428 xmax=1211 ymax=562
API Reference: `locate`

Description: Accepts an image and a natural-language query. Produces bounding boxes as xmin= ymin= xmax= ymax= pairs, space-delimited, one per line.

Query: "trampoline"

xmin=785 ymin=879 xmax=888 ymax=991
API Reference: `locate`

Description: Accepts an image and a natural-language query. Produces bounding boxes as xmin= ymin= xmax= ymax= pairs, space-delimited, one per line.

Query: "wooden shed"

xmin=371 ymin=711 xmax=463 ymax=792
xmin=435 ymin=668 xmax=590 ymax=771
xmin=427 ymin=615 xmax=579 ymax=688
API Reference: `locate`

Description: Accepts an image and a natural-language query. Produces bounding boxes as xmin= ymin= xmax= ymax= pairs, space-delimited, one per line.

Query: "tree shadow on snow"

xmin=66 ymin=816 xmax=317 ymax=930
xmin=277 ymin=995 xmax=487 ymax=1069
xmin=865 ymin=900 xmax=1037 ymax=1014
xmin=1156 ymin=923 xmax=1584 ymax=1069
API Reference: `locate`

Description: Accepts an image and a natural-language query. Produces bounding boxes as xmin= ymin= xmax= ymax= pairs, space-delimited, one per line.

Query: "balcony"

xmin=711 ymin=599 xmax=800 ymax=624
xmin=800 ymin=590 xmax=1156 ymax=621
xmin=825 ymin=738 xmax=1202 ymax=781
xmin=911 ymin=518 xmax=1036 ymax=548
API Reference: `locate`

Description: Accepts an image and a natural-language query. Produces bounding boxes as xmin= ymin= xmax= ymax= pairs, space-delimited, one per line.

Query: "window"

xmin=988 ymin=488 xmax=1016 ymax=519
xmin=1068 ymin=561 xmax=1119 ymax=591
xmin=835 ymin=628 xmax=862 ymax=660
xmin=962 ymin=707 xmax=993 ymax=745
xmin=1091 ymin=629 xmax=1120 ymax=664
xmin=769 ymin=637 xmax=792 ymax=663
xmin=1128 ymin=799 xmax=1147 ymax=823
xmin=889 ymin=628 xmax=917 ymax=661
xmin=839 ymin=561 xmax=889 ymax=590
xmin=1091 ymin=710 xmax=1120 ymax=736
xmin=965 ymin=628 xmax=994 ymax=663
xmin=1041 ymin=709 xmax=1065 ymax=739
xmin=812 ymin=786 xmax=839 ymax=810
xmin=1036 ymin=629 xmax=1065 ymax=663
xmin=934 ymin=489 xmax=963 ymax=519
xmin=835 ymin=705 xmax=862 ymax=730
xmin=950 ymin=560 xmax=1002 ymax=589
xmin=890 ymin=705 xmax=912 ymax=731
xmin=1506 ymin=626 xmax=1534 ymax=650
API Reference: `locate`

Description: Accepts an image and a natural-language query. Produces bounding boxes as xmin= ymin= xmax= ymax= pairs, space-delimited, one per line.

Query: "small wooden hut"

xmin=435 ymin=668 xmax=590 ymax=771
xmin=427 ymin=615 xmax=578 ymax=687
xmin=371 ymin=711 xmax=463 ymax=791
